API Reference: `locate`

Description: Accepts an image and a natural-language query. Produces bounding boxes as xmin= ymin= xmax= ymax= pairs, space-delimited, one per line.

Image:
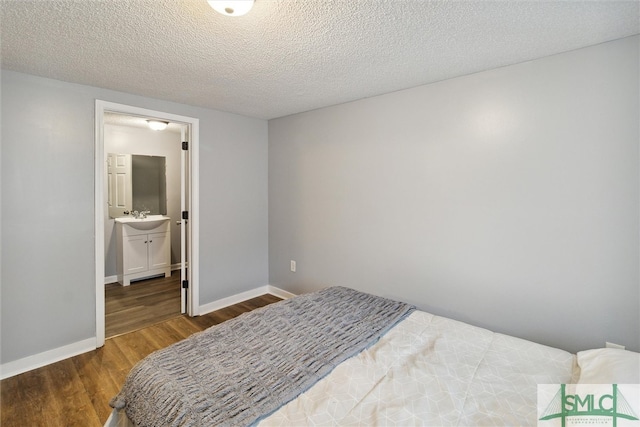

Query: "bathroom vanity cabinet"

xmin=115 ymin=216 xmax=171 ymax=286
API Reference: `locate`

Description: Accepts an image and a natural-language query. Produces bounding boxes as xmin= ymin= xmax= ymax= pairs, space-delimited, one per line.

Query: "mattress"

xmin=106 ymin=305 xmax=580 ymax=426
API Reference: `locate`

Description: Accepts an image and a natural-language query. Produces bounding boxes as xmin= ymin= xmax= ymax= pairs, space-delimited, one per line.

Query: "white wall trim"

xmin=95 ymin=100 xmax=200 ymax=348
xmin=199 ymin=285 xmax=296 ymax=315
xmin=95 ymin=101 xmax=106 ymax=347
xmin=266 ymin=285 xmax=297 ymax=300
xmin=0 ymin=338 xmax=96 ymax=380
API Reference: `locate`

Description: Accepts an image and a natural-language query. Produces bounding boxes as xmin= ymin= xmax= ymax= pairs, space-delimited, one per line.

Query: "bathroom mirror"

xmin=107 ymin=153 xmax=167 ymax=219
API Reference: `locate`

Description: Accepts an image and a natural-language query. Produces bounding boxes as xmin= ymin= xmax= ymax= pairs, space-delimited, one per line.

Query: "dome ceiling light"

xmin=208 ymin=0 xmax=255 ymax=17
xmin=147 ymin=120 xmax=169 ymax=131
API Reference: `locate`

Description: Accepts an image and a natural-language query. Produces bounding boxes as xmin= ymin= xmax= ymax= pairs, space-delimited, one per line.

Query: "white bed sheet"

xmin=259 ymin=311 xmax=576 ymax=426
xmin=105 ymin=310 xmax=576 ymax=427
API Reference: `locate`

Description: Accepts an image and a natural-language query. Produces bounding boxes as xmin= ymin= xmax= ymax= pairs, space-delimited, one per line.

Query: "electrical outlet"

xmin=606 ymin=342 xmax=625 ymax=350
xmin=290 ymin=260 xmax=296 ymax=272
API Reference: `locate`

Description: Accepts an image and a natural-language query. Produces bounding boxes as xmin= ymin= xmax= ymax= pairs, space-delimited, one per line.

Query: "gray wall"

xmin=1 ymin=71 xmax=268 ymax=364
xmin=269 ymin=36 xmax=639 ymax=354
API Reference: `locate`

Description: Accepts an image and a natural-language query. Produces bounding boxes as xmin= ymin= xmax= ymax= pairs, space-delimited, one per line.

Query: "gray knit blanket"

xmin=110 ymin=286 xmax=414 ymax=427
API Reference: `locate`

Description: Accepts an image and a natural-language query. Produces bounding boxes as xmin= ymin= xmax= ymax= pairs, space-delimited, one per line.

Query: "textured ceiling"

xmin=2 ymin=1 xmax=638 ymax=120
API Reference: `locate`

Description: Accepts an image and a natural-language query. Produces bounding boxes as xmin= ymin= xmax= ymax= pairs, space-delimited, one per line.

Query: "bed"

xmin=105 ymin=286 xmax=639 ymax=427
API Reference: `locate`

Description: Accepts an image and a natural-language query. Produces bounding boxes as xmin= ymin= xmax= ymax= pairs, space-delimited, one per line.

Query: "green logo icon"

xmin=540 ymin=384 xmax=638 ymax=427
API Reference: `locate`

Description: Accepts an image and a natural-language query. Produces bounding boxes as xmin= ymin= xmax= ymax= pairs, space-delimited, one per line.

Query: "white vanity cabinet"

xmin=115 ymin=216 xmax=171 ymax=286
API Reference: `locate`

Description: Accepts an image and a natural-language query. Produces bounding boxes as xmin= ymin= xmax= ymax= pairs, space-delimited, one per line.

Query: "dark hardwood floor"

xmin=0 ymin=294 xmax=283 ymax=427
xmin=105 ymin=271 xmax=182 ymax=338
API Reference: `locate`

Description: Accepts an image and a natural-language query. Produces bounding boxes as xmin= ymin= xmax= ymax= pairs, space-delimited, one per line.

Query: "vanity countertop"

xmin=114 ymin=215 xmax=170 ymax=224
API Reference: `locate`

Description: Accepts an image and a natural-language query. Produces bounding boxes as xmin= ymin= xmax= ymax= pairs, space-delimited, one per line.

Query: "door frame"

xmin=94 ymin=100 xmax=200 ymax=347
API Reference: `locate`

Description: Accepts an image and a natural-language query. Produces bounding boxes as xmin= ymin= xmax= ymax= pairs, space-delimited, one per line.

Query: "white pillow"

xmin=577 ymin=348 xmax=640 ymax=384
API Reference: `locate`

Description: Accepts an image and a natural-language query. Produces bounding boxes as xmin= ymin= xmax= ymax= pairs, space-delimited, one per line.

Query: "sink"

xmin=115 ymin=215 xmax=170 ymax=230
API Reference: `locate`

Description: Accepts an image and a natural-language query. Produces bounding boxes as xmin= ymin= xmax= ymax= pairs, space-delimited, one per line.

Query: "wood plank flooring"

xmin=105 ymin=272 xmax=182 ymax=338
xmin=0 ymin=294 xmax=282 ymax=427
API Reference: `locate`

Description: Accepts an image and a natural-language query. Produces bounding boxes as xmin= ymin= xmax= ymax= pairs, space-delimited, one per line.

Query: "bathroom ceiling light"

xmin=147 ymin=120 xmax=169 ymax=131
xmin=208 ymin=0 xmax=254 ymax=17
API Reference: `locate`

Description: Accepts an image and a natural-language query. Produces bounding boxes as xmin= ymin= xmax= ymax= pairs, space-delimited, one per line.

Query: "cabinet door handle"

xmin=144 ymin=241 xmax=148 ymax=243
xmin=149 ymin=240 xmax=153 ymax=243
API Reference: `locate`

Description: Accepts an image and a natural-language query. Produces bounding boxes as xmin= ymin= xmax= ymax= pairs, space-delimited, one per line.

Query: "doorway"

xmin=103 ymin=112 xmax=180 ymax=337
xmin=95 ymin=101 xmax=200 ymax=348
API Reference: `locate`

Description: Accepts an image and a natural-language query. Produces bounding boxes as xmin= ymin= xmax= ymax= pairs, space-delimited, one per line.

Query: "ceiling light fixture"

xmin=208 ymin=0 xmax=254 ymax=17
xmin=147 ymin=120 xmax=169 ymax=131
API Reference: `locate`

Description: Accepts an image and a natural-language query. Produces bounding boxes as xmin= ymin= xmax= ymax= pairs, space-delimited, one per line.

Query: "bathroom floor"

xmin=105 ymin=271 xmax=181 ymax=338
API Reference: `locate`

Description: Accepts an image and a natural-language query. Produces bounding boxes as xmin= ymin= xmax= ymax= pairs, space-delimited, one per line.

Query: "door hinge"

xmin=182 ymin=141 xmax=188 ymax=150
xmin=182 ymin=211 xmax=188 ymax=220
xmin=182 ymin=280 xmax=189 ymax=289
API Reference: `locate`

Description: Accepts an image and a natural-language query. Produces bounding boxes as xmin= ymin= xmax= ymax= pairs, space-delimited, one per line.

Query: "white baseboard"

xmin=0 ymin=337 xmax=96 ymax=380
xmin=104 ymin=274 xmax=118 ymax=285
xmin=199 ymin=285 xmax=296 ymax=315
xmin=266 ymin=285 xmax=297 ymax=300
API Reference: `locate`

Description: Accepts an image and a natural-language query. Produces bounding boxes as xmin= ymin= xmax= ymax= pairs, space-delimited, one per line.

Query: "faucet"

xmin=131 ymin=210 xmax=150 ymax=219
